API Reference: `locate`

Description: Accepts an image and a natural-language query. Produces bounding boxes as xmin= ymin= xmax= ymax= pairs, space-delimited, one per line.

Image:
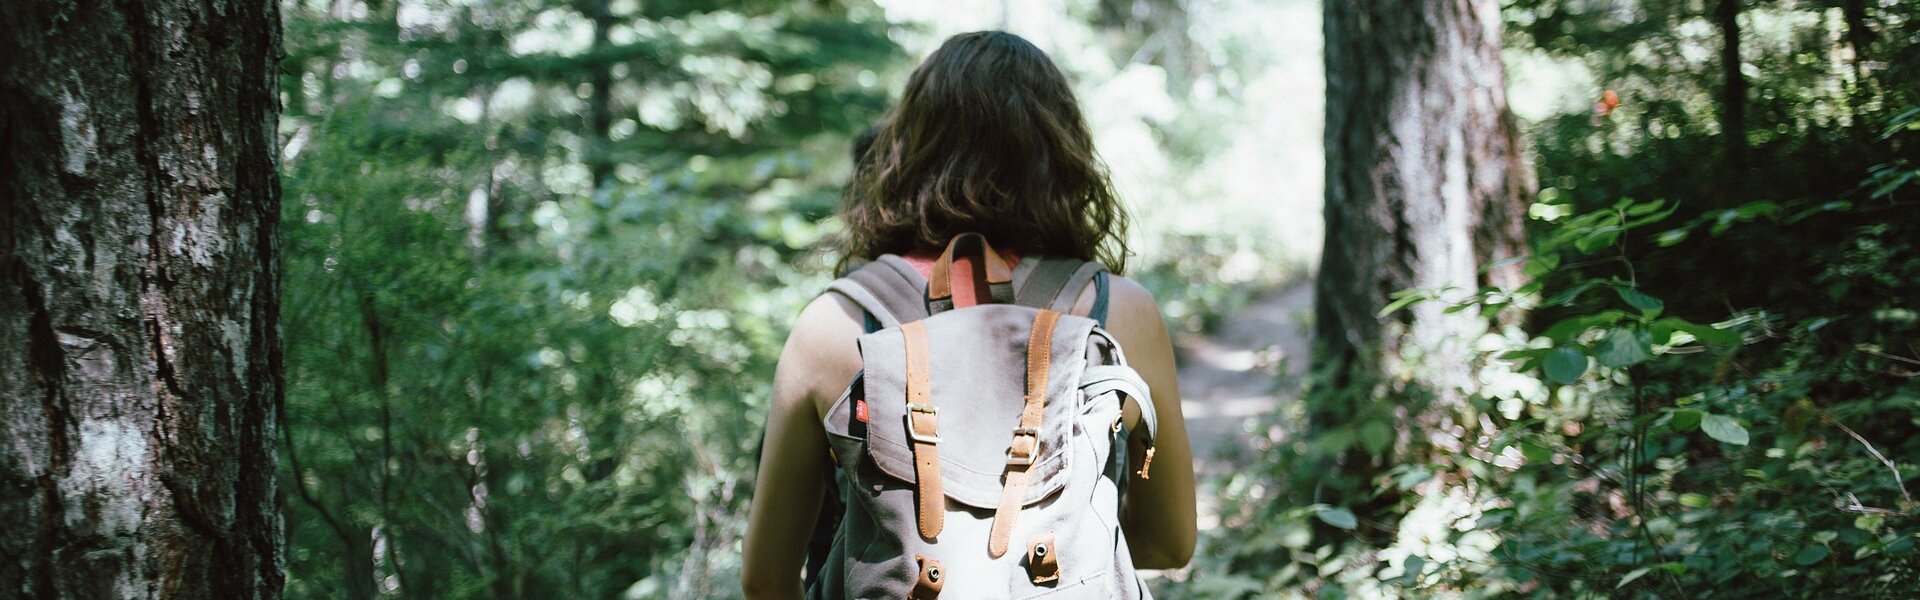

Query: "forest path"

xmin=1173 ymin=279 xmax=1314 ymax=532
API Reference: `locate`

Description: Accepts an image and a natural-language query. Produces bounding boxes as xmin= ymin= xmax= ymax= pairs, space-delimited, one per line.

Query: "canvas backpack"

xmin=808 ymin=233 xmax=1160 ymax=599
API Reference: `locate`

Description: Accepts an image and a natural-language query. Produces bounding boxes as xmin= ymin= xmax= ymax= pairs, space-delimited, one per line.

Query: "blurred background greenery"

xmin=278 ymin=0 xmax=1917 ymax=597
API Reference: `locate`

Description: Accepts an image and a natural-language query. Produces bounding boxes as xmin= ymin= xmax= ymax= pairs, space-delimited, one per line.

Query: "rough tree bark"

xmin=1314 ymin=0 xmax=1529 ymax=460
xmin=0 ymin=0 xmax=284 ymax=597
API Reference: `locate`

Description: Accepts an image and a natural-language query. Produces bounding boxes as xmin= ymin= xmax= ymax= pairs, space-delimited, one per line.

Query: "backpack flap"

xmin=854 ymin=305 xmax=1096 ymax=510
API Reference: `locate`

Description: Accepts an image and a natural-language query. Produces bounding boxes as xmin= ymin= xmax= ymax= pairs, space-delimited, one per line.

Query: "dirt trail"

xmin=1172 ymin=280 xmax=1314 ymax=530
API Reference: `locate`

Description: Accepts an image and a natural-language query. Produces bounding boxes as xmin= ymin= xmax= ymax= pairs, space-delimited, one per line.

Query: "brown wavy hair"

xmin=836 ymin=31 xmax=1130 ymax=274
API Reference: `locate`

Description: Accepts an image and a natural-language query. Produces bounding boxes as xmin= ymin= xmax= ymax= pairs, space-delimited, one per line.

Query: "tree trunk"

xmin=1717 ymin=0 xmax=1748 ymax=199
xmin=1314 ymin=0 xmax=1528 ymax=465
xmin=0 ymin=0 xmax=284 ymax=597
xmin=587 ymin=0 xmax=616 ymax=190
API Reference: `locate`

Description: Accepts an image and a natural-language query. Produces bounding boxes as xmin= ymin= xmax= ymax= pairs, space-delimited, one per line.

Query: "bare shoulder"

xmin=775 ymin=292 xmax=867 ymax=418
xmin=1103 ymin=274 xmax=1162 ymax=321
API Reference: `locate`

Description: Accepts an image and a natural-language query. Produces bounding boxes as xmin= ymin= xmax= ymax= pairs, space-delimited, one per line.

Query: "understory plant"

xmin=1169 ymin=146 xmax=1920 ymax=597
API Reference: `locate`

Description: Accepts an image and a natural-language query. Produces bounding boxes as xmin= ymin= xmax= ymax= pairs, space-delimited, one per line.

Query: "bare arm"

xmin=741 ymin=295 xmax=863 ymax=599
xmin=1098 ymin=276 xmax=1198 ymax=568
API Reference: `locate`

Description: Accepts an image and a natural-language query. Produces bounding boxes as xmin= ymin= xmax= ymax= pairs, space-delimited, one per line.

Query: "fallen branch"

xmin=1825 ymin=415 xmax=1914 ymax=507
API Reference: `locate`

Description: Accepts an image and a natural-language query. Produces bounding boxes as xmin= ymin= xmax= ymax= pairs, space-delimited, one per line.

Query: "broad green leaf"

xmin=1671 ymin=409 xmax=1703 ymax=432
xmin=1543 ymin=346 xmax=1588 ymax=385
xmin=1524 ymin=252 xmax=1561 ymax=278
xmin=1794 ymin=545 xmax=1830 ymax=566
xmin=1395 ymin=555 xmax=1426 ymax=586
xmin=1520 ymin=441 xmax=1553 ymax=463
xmin=1650 ymin=321 xmax=1675 ymax=345
xmin=1315 ymin=506 xmax=1359 ymax=530
xmin=1595 ymin=328 xmax=1653 ymax=367
xmin=1702 ymin=414 xmax=1750 ymax=445
xmin=1360 ymin=420 xmax=1393 ymax=457
xmin=1615 ymin=287 xmax=1664 ymax=316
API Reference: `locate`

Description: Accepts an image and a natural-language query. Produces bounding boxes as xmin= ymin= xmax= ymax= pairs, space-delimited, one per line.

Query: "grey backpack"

xmin=810 ymin=233 xmax=1160 ymax=599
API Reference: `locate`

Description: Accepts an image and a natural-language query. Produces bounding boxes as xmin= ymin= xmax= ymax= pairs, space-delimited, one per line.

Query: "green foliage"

xmin=1171 ymin=0 xmax=1920 ymax=589
xmin=279 ymin=0 xmax=896 ymax=597
xmin=1183 ymin=176 xmax=1920 ymax=597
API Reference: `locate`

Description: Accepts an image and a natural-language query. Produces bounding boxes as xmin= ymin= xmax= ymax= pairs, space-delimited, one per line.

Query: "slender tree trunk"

xmin=1717 ymin=0 xmax=1748 ymax=198
xmin=1843 ymin=0 xmax=1873 ymax=70
xmin=0 ymin=0 xmax=284 ymax=597
xmin=587 ymin=0 xmax=616 ymax=190
xmin=1314 ymin=0 xmax=1528 ymax=476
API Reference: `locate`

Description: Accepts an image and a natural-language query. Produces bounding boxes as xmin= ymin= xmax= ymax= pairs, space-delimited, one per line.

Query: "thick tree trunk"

xmin=1314 ymin=0 xmax=1528 ymax=454
xmin=0 ymin=0 xmax=284 ymax=597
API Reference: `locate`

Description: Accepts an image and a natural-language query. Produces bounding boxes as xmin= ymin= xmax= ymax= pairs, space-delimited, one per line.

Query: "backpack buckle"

xmin=906 ymin=403 xmax=941 ymax=444
xmin=1005 ymin=427 xmax=1041 ymax=466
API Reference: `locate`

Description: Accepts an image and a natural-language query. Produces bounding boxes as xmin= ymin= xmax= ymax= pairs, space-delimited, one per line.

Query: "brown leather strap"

xmin=988 ymin=310 xmax=1059 ymax=557
xmin=1026 ymin=531 xmax=1060 ymax=584
xmin=910 ymin=555 xmax=945 ymax=599
xmin=928 ymin=232 xmax=1014 ymax=313
xmin=901 ymin=320 xmax=943 ymax=540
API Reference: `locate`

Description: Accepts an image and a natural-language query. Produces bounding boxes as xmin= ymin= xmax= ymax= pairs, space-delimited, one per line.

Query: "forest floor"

xmin=1174 ymin=279 xmax=1314 ymax=533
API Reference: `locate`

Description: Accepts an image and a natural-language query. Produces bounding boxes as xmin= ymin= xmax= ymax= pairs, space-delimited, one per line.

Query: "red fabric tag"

xmin=855 ymin=399 xmax=869 ymax=423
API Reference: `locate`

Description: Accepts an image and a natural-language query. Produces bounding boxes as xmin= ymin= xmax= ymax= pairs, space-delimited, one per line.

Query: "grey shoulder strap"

xmin=826 ymin=255 xmax=929 ymax=328
xmin=1046 ymin=261 xmax=1108 ymax=314
xmin=1014 ymin=257 xmax=1086 ymax=309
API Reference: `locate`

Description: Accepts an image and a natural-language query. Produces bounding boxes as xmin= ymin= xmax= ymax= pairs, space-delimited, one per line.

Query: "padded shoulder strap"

xmin=827 ymin=255 xmax=930 ymax=328
xmin=1014 ymin=257 xmax=1085 ymax=309
xmin=1047 ymin=261 xmax=1108 ymax=317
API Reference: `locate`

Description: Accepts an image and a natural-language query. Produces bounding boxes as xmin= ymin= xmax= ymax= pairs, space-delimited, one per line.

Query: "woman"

xmin=742 ymin=31 xmax=1195 ymax=598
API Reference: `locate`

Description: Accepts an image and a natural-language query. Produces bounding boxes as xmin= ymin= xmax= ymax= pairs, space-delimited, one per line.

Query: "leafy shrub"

xmin=1169 ymin=111 xmax=1920 ymax=596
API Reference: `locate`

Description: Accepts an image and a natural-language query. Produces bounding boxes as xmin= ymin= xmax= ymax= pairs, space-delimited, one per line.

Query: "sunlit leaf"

xmin=1701 ymin=414 xmax=1750 ymax=445
xmin=1315 ymin=506 xmax=1359 ymax=530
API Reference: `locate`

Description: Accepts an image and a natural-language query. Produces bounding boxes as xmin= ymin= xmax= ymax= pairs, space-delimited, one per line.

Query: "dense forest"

xmin=2 ymin=0 xmax=1915 ymax=598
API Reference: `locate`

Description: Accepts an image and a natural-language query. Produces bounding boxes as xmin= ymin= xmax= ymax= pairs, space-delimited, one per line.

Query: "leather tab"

xmin=988 ymin=310 xmax=1060 ymax=557
xmin=902 ymin=321 xmax=943 ymax=539
xmin=928 ymin=232 xmax=1014 ymax=311
xmin=988 ymin=469 xmax=1031 ymax=557
xmin=1027 ymin=532 xmax=1060 ymax=584
xmin=910 ymin=555 xmax=945 ymax=599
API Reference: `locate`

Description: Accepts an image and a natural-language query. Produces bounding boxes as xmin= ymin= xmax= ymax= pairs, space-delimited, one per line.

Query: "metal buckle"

xmin=906 ymin=404 xmax=940 ymax=444
xmin=1005 ymin=427 xmax=1041 ymax=466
